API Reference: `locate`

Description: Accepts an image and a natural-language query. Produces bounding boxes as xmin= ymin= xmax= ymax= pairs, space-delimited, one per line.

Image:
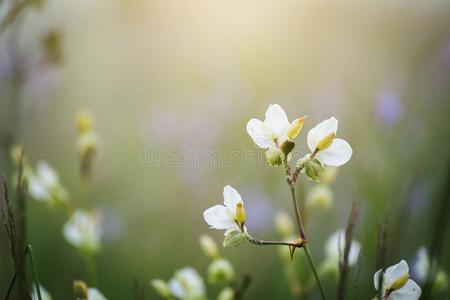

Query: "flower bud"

xmin=217 ymin=287 xmax=235 ymax=300
xmin=306 ymin=184 xmax=333 ymax=210
xmin=199 ymin=235 xmax=219 ymax=258
xmin=321 ymin=166 xmax=338 ymax=184
xmin=274 ymin=212 xmax=294 ymax=238
xmin=73 ymin=280 xmax=88 ymax=299
xmin=433 ymin=270 xmax=449 ymax=292
xmin=280 ymin=140 xmax=295 ymax=156
xmin=266 ymin=149 xmax=283 ymax=167
xmin=316 ymin=132 xmax=336 ymax=151
xmin=389 ymin=273 xmax=409 ymax=291
xmin=287 ymin=116 xmax=307 ymax=140
xmin=208 ymin=258 xmax=235 ymax=284
xmin=223 ymin=230 xmax=249 ymax=248
xmin=304 ymin=159 xmax=324 ymax=182
xmin=235 ymin=202 xmax=246 ymax=227
xmin=150 ymin=279 xmax=171 ymax=298
xmin=77 ymin=110 xmax=94 ymax=134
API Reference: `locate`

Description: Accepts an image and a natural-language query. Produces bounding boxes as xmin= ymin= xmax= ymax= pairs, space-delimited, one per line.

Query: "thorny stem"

xmin=289 ymin=185 xmax=327 ymax=300
xmin=249 ymin=237 xmax=304 ymax=248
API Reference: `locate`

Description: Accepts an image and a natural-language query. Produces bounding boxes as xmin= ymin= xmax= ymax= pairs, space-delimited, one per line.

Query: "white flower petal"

xmin=28 ymin=177 xmax=51 ymax=201
xmin=325 ymin=230 xmax=360 ymax=267
xmin=223 ymin=185 xmax=242 ymax=212
xmin=169 ymin=267 xmax=205 ymax=299
xmin=374 ymin=269 xmax=383 ymax=291
xmin=263 ymin=104 xmax=290 ymax=137
xmin=390 ymin=279 xmax=421 ymax=300
xmin=246 ymin=119 xmax=272 ymax=149
xmin=203 ymin=205 xmax=235 ymax=230
xmin=63 ymin=210 xmax=102 ymax=251
xmin=87 ymin=288 xmax=107 ymax=300
xmin=36 ymin=161 xmax=59 ymax=187
xmin=384 ymin=260 xmax=409 ymax=288
xmin=315 ymin=138 xmax=352 ymax=166
xmin=307 ymin=117 xmax=338 ymax=151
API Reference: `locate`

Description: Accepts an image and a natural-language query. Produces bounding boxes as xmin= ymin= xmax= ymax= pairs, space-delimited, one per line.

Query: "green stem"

xmin=83 ymin=252 xmax=98 ymax=287
xmin=289 ymin=186 xmax=327 ymax=300
xmin=27 ymin=245 xmax=42 ymax=300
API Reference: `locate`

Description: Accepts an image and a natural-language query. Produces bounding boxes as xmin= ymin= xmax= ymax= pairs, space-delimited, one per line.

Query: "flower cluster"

xmin=151 ymin=235 xmax=239 ymax=300
xmin=200 ymin=104 xmax=424 ymax=300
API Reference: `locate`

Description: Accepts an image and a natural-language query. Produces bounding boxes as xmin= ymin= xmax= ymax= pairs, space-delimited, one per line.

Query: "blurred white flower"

xmin=307 ymin=117 xmax=352 ymax=166
xmin=217 ymin=287 xmax=234 ymax=300
xmin=246 ymin=104 xmax=305 ymax=149
xmin=323 ymin=230 xmax=361 ymax=270
xmin=199 ymin=235 xmax=219 ymax=258
xmin=31 ymin=284 xmax=52 ymax=300
xmin=28 ymin=160 xmax=69 ymax=205
xmin=207 ymin=258 xmax=235 ymax=284
xmin=63 ymin=210 xmax=102 ymax=253
xmin=413 ymin=247 xmax=430 ymax=282
xmin=374 ymin=260 xmax=421 ymax=300
xmin=87 ymin=288 xmax=108 ymax=300
xmin=306 ymin=184 xmax=333 ymax=210
xmin=203 ymin=185 xmax=246 ymax=234
xmin=150 ymin=279 xmax=171 ymax=298
xmin=168 ymin=267 xmax=206 ymax=300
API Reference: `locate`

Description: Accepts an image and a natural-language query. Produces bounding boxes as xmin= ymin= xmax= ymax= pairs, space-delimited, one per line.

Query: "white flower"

xmin=307 ymin=117 xmax=352 ymax=166
xmin=203 ymin=185 xmax=246 ymax=234
xmin=28 ymin=160 xmax=69 ymax=204
xmin=413 ymin=247 xmax=429 ymax=282
xmin=247 ymin=104 xmax=303 ymax=149
xmin=324 ymin=229 xmax=361 ymax=267
xmin=374 ymin=260 xmax=421 ymax=300
xmin=63 ymin=209 xmax=102 ymax=253
xmin=168 ymin=267 xmax=206 ymax=300
xmin=87 ymin=288 xmax=107 ymax=300
xmin=31 ymin=284 xmax=52 ymax=300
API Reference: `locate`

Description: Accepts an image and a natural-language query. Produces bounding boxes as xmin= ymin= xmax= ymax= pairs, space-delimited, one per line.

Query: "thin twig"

xmin=337 ymin=201 xmax=359 ymax=300
xmin=234 ymin=274 xmax=251 ymax=300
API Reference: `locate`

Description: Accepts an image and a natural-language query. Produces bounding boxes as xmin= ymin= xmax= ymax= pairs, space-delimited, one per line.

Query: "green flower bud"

xmin=208 ymin=258 xmax=235 ymax=284
xmin=199 ymin=235 xmax=219 ymax=258
xmin=73 ymin=280 xmax=88 ymax=299
xmin=280 ymin=140 xmax=295 ymax=156
xmin=223 ymin=230 xmax=249 ymax=248
xmin=217 ymin=287 xmax=235 ymax=300
xmin=274 ymin=212 xmax=294 ymax=238
xmin=306 ymin=184 xmax=333 ymax=210
xmin=433 ymin=270 xmax=449 ymax=292
xmin=304 ymin=159 xmax=324 ymax=182
xmin=150 ymin=279 xmax=171 ymax=298
xmin=266 ymin=149 xmax=283 ymax=167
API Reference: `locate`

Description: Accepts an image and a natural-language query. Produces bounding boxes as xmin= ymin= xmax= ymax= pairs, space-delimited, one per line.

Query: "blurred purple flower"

xmin=243 ymin=190 xmax=273 ymax=233
xmin=375 ymin=88 xmax=404 ymax=125
xmin=409 ymin=181 xmax=429 ymax=216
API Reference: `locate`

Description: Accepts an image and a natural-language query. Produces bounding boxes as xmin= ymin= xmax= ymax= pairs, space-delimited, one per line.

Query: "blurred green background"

xmin=1 ymin=0 xmax=450 ymax=299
